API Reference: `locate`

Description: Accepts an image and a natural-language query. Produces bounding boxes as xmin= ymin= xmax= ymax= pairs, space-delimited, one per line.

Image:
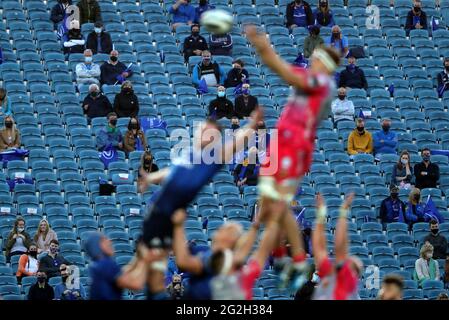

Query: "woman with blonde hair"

xmin=0 ymin=116 xmax=20 ymax=152
xmin=313 ymin=0 xmax=335 ymax=27
xmin=414 ymin=242 xmax=440 ymax=287
xmin=404 ymin=188 xmax=425 ymax=229
xmin=34 ymin=219 xmax=58 ymax=256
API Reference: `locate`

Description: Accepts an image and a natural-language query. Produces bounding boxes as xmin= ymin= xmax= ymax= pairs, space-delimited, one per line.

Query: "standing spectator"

xmin=0 ymin=88 xmax=12 ymax=116
xmin=380 ymin=185 xmax=406 ymax=225
xmin=5 ymin=217 xmax=32 ymax=263
xmin=414 ymin=242 xmax=440 ymax=287
xmin=437 ymin=57 xmax=449 ymax=98
xmin=137 ymin=151 xmax=159 ymax=190
xmin=331 ymin=87 xmax=354 ymax=123
xmin=347 ymin=118 xmax=373 ymax=157
xmin=378 ymin=275 xmax=404 ymax=300
xmin=33 ymin=219 xmax=58 ymax=257
xmin=82 ymin=84 xmax=113 ymax=121
xmin=39 ymin=240 xmax=71 ymax=279
xmin=209 ymin=32 xmax=233 ymax=56
xmin=414 ymin=148 xmax=440 ymax=189
xmin=76 ymin=49 xmax=101 ymax=90
xmin=86 ymin=22 xmax=113 ymax=55
xmin=304 ymin=25 xmax=324 ymax=58
xmin=286 ymin=0 xmax=314 ymax=30
xmin=325 ymin=25 xmax=349 ymax=58
xmin=100 ymin=51 xmax=133 ymax=86
xmin=313 ymin=0 xmax=335 ymax=27
xmin=16 ymin=243 xmax=39 ymax=284
xmin=224 ymin=59 xmax=249 ymax=88
xmin=123 ymin=117 xmax=147 ymax=154
xmin=234 ymin=84 xmax=258 ymax=119
xmin=113 ymin=81 xmax=139 ymax=118
xmin=338 ymin=55 xmax=368 ymax=89
xmin=96 ymin=112 xmax=124 ymax=152
xmin=194 ymin=0 xmax=215 ymax=24
xmin=183 ymin=24 xmax=209 ymax=62
xmin=77 ymin=0 xmax=102 ymax=25
xmin=0 ymin=116 xmax=20 ymax=152
xmin=54 ymin=264 xmax=87 ymax=300
xmin=423 ymin=220 xmax=448 ymax=260
xmin=50 ymin=0 xmax=72 ymax=28
xmin=27 ymin=270 xmax=54 ymax=301
xmin=208 ymin=86 xmax=234 ymax=119
xmin=391 ymin=150 xmax=414 ymax=189
xmin=192 ymin=51 xmax=226 ymax=88
xmin=169 ymin=0 xmax=195 ymax=31
xmin=63 ymin=20 xmax=85 ymax=55
xmin=405 ymin=0 xmax=427 ymax=36
xmin=404 ymin=188 xmax=426 ymax=228
xmin=373 ymin=118 xmax=398 ymax=159
xmin=233 ymin=147 xmax=259 ymax=189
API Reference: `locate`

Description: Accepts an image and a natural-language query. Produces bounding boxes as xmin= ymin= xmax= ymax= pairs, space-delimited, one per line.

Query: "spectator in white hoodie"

xmin=76 ymin=49 xmax=101 ymax=90
xmin=331 ymin=87 xmax=354 ymax=123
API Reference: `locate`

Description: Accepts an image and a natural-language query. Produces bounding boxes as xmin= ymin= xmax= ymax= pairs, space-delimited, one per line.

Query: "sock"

xmin=292 ymin=252 xmax=306 ymax=264
xmin=272 ymin=246 xmax=288 ymax=259
xmin=339 ymin=207 xmax=348 ymax=219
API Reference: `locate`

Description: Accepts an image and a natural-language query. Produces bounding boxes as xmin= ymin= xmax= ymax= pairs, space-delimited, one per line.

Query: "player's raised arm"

xmin=334 ymin=193 xmax=354 ymax=264
xmin=138 ymin=167 xmax=171 ymax=193
xmin=312 ymin=194 xmax=328 ymax=267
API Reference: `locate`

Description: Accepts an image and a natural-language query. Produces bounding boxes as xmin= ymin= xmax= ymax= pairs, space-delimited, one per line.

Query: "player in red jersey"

xmin=312 ymin=193 xmax=364 ymax=300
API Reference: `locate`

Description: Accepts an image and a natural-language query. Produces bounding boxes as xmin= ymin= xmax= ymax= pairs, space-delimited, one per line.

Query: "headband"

xmin=313 ymin=49 xmax=337 ymax=72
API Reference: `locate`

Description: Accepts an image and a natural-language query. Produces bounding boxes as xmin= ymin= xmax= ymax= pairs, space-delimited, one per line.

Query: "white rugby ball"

xmin=200 ymin=9 xmax=234 ymax=35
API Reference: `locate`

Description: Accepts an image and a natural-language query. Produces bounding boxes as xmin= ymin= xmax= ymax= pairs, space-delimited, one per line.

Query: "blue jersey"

xmin=89 ymin=257 xmax=122 ymax=300
xmin=184 ymin=248 xmax=214 ymax=300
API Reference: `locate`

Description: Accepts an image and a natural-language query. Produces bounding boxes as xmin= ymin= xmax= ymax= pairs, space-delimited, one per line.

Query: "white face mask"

xmin=401 ymin=159 xmax=408 ymax=165
xmin=17 ymin=227 xmax=24 ymax=233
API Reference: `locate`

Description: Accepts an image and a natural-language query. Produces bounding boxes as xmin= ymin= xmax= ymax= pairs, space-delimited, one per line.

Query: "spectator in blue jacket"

xmin=54 ymin=264 xmax=87 ymax=300
xmin=325 ymin=25 xmax=349 ymax=58
xmin=380 ymin=185 xmax=406 ymax=225
xmin=192 ymin=50 xmax=226 ymax=87
xmin=373 ymin=118 xmax=398 ymax=159
xmin=405 ymin=0 xmax=427 ymax=36
xmin=404 ymin=188 xmax=426 ymax=229
xmin=338 ymin=55 xmax=368 ymax=89
xmin=170 ymin=0 xmax=196 ymax=31
xmin=209 ymin=33 xmax=233 ymax=56
xmin=286 ymin=0 xmax=314 ymax=30
xmin=50 ymin=0 xmax=72 ymax=27
xmin=313 ymin=0 xmax=335 ymax=27
xmin=194 ymin=0 xmax=215 ymax=24
xmin=96 ymin=112 xmax=124 ymax=152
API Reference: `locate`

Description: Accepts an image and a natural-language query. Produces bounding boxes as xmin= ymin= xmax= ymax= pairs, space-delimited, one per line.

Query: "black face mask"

xmin=110 ymin=56 xmax=118 ymax=62
xmin=29 ymin=251 xmax=37 ymax=258
xmin=130 ymin=123 xmax=138 ymax=130
xmin=338 ymin=95 xmax=345 ymax=100
xmin=445 ymin=65 xmax=449 ymax=72
xmin=192 ymin=31 xmax=200 ymax=37
xmin=382 ymin=125 xmax=390 ymax=132
xmin=62 ymin=276 xmax=69 ymax=283
xmin=357 ymin=126 xmax=365 ymax=133
xmin=37 ymin=276 xmax=46 ymax=283
xmin=144 ymin=159 xmax=152 ymax=166
xmin=231 ymin=124 xmax=240 ymax=130
xmin=391 ymin=193 xmax=398 ymax=199
xmin=91 ymin=91 xmax=99 ymax=98
xmin=258 ymin=124 xmax=266 ymax=130
xmin=320 ymin=2 xmax=327 ymax=7
xmin=414 ymin=6 xmax=421 ymax=13
xmin=431 ymin=228 xmax=439 ymax=235
xmin=332 ymin=32 xmax=340 ymax=38
xmin=109 ymin=119 xmax=117 ymax=126
xmin=5 ymin=122 xmax=13 ymax=128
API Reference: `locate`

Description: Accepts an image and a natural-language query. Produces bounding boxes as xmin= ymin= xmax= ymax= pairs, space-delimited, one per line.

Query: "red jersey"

xmin=240 ymin=259 xmax=262 ymax=300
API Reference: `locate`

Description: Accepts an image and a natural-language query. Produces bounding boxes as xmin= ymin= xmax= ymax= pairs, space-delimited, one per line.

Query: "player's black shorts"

xmin=142 ymin=205 xmax=173 ymax=249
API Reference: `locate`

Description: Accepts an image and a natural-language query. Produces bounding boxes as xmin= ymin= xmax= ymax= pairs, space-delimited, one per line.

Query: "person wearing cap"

xmin=86 ymin=22 xmax=112 ymax=55
xmin=347 ymin=118 xmax=373 ymax=158
xmin=380 ymin=185 xmax=406 ymax=225
xmin=325 ymin=25 xmax=349 ymax=58
xmin=373 ymin=118 xmax=398 ymax=159
xmin=313 ymin=0 xmax=335 ymax=27
xmin=331 ymin=87 xmax=355 ymax=123
xmin=304 ymin=25 xmax=324 ymax=58
xmin=338 ymin=55 xmax=368 ymax=89
xmin=63 ymin=20 xmax=85 ymax=55
xmin=76 ymin=0 xmax=102 ymax=25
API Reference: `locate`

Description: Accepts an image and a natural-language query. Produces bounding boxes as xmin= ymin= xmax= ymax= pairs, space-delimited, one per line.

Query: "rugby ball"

xmin=200 ymin=9 xmax=234 ymax=35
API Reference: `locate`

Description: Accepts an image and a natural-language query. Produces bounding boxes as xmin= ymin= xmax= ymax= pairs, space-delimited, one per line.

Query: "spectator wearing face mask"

xmin=209 ymin=32 xmax=233 ymax=57
xmin=137 ymin=151 xmax=159 ymax=190
xmin=123 ymin=117 xmax=147 ymax=154
xmin=404 ymin=188 xmax=426 ymax=228
xmin=39 ymin=240 xmax=71 ymax=279
xmin=313 ymin=0 xmax=335 ymax=27
xmin=378 ymin=275 xmax=404 ymax=300
xmin=192 ymin=51 xmax=226 ymax=87
xmin=63 ymin=20 xmax=85 ymax=55
xmin=96 ymin=112 xmax=124 ymax=152
xmin=5 ymin=217 xmax=31 ymax=263
xmin=28 ymin=270 xmax=54 ymax=301
xmin=0 ymin=88 xmax=12 ymax=116
xmin=414 ymin=148 xmax=440 ymax=190
xmin=82 ymin=84 xmax=113 ymax=121
xmin=391 ymin=150 xmax=414 ymax=189
xmin=380 ymin=185 xmax=406 ymax=225
xmin=170 ymin=0 xmax=196 ymax=31
xmin=50 ymin=0 xmax=72 ymax=28
xmin=325 ymin=25 xmax=349 ymax=58
xmin=33 ymin=219 xmax=58 ymax=257
xmin=0 ymin=116 xmax=20 ymax=152
xmin=233 ymin=147 xmax=260 ymax=189
xmin=405 ymin=0 xmax=427 ymax=36
xmin=347 ymin=118 xmax=373 ymax=158
xmin=76 ymin=49 xmax=100 ymax=89
xmin=423 ymin=220 xmax=448 ymax=260
xmin=286 ymin=0 xmax=314 ymax=30
xmin=208 ymin=86 xmax=234 ymax=119
xmin=234 ymin=84 xmax=258 ymax=119
xmin=414 ymin=242 xmax=440 ymax=287
xmin=77 ymin=0 xmax=102 ymax=25
xmin=338 ymin=55 xmax=367 ymax=89
xmin=100 ymin=50 xmax=133 ymax=86
xmin=230 ymin=116 xmax=240 ymax=131
xmin=54 ymin=264 xmax=87 ymax=300
xmin=224 ymin=59 xmax=249 ymax=88
xmin=183 ymin=24 xmax=209 ymax=62
xmin=86 ymin=22 xmax=112 ymax=55
xmin=373 ymin=118 xmax=397 ymax=159
xmin=16 ymin=243 xmax=39 ymax=284
xmin=167 ymin=273 xmax=184 ymax=300
xmin=331 ymin=87 xmax=354 ymax=123
xmin=194 ymin=0 xmax=215 ymax=24
xmin=304 ymin=25 xmax=324 ymax=58
xmin=113 ymin=81 xmax=139 ymax=118
xmin=437 ymin=57 xmax=449 ymax=98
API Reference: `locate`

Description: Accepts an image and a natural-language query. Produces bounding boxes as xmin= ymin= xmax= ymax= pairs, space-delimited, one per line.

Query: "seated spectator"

xmin=39 ymin=240 xmax=71 ymax=279
xmin=286 ymin=0 xmax=314 ymax=30
xmin=313 ymin=0 xmax=335 ymax=27
xmin=183 ymin=24 xmax=208 ymax=62
xmin=194 ymin=0 xmax=215 ymax=24
xmin=167 ymin=273 xmax=184 ymax=300
xmin=54 ymin=264 xmax=87 ymax=300
xmin=209 ymin=32 xmax=233 ymax=56
xmin=404 ymin=188 xmax=426 ymax=228
xmin=33 ymin=219 xmax=58 ymax=257
xmin=224 ymin=59 xmax=249 ymax=88
xmin=192 ymin=51 xmax=226 ymax=88
xmin=230 ymin=116 xmax=240 ymax=131
xmin=96 ymin=112 xmax=124 ymax=152
xmin=208 ymin=86 xmax=234 ymax=119
xmin=304 ymin=25 xmax=324 ymax=58
xmin=378 ymin=274 xmax=404 ymax=300
xmin=82 ymin=84 xmax=113 ymax=121
xmin=169 ymin=0 xmax=195 ymax=31
xmin=347 ymin=118 xmax=373 ymax=158
xmin=63 ymin=20 xmax=85 ymax=55
xmin=123 ymin=117 xmax=147 ymax=154
xmin=100 ymin=50 xmax=133 ymax=86
xmin=331 ymin=87 xmax=354 ymax=123
xmin=233 ymin=147 xmax=259 ymax=189
xmin=16 ymin=243 xmax=39 ymax=283
xmin=137 ymin=151 xmax=159 ymax=190
xmin=76 ymin=49 xmax=100 ymax=89
xmin=405 ymin=0 xmax=427 ymax=36
xmin=27 ymin=270 xmax=54 ymax=301
xmin=380 ymin=185 xmax=406 ymax=225
xmin=414 ymin=148 xmax=440 ymax=189
xmin=423 ymin=220 xmax=448 ymax=260
xmin=50 ymin=0 xmax=72 ymax=28
xmin=113 ymin=81 xmax=139 ymax=118
xmin=338 ymin=55 xmax=368 ymax=89
xmin=0 ymin=88 xmax=11 ymax=116
xmin=5 ymin=217 xmax=31 ymax=263
xmin=437 ymin=57 xmax=449 ymax=98
xmin=86 ymin=21 xmax=113 ymax=55
xmin=391 ymin=150 xmax=414 ymax=189
xmin=0 ymin=116 xmax=20 ymax=152
xmin=234 ymin=84 xmax=258 ymax=119
xmin=414 ymin=242 xmax=440 ymax=287
xmin=373 ymin=118 xmax=398 ymax=159
xmin=77 ymin=0 xmax=101 ymax=25
xmin=325 ymin=25 xmax=349 ymax=58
